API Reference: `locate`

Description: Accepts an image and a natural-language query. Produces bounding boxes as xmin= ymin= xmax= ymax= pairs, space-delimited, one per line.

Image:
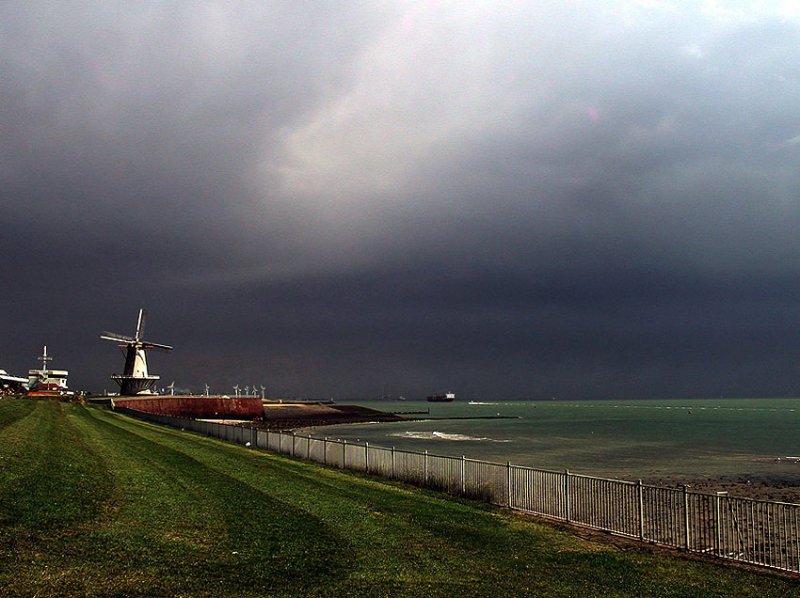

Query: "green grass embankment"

xmin=1 ymin=399 xmax=798 ymax=597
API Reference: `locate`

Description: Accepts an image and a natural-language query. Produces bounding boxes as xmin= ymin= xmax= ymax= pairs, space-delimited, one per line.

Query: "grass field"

xmin=1 ymin=400 xmax=799 ymax=597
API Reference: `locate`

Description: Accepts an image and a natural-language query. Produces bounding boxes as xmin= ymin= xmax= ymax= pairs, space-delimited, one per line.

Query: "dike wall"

xmin=112 ymin=396 xmax=263 ymax=418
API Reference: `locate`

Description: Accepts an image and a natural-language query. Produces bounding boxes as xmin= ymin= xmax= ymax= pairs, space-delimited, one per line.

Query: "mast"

xmin=38 ymin=346 xmax=53 ymax=372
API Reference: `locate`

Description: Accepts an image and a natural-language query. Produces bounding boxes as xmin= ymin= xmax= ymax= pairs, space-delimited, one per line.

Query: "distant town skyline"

xmin=2 ymin=1 xmax=800 ymax=399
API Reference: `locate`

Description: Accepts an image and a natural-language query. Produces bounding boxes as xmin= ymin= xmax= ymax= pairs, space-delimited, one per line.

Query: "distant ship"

xmin=27 ymin=346 xmax=70 ymax=396
xmin=427 ymin=392 xmax=455 ymax=402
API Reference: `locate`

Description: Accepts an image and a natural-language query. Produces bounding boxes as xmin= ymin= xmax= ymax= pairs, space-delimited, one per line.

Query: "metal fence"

xmin=114 ymin=407 xmax=800 ymax=575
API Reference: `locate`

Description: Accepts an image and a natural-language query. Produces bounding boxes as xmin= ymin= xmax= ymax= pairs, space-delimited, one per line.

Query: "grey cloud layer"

xmin=2 ymin=1 xmax=799 ymax=398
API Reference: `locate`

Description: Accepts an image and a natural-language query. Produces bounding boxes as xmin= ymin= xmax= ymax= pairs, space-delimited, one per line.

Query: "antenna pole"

xmin=39 ymin=346 xmax=53 ymax=371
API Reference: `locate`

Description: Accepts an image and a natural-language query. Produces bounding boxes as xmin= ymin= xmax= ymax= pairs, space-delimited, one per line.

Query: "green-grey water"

xmin=314 ymin=398 xmax=800 ymax=482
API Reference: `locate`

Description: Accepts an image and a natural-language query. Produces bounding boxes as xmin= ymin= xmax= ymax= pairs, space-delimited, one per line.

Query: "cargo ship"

xmin=426 ymin=392 xmax=455 ymax=402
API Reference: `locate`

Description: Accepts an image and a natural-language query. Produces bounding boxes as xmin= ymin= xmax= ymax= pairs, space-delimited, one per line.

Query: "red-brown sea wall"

xmin=112 ymin=396 xmax=263 ymax=418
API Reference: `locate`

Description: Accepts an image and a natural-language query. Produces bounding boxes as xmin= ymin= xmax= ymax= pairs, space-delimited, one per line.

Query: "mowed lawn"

xmin=1 ymin=400 xmax=799 ymax=597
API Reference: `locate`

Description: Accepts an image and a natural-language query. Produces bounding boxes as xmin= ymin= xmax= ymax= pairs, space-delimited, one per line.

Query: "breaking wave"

xmin=391 ymin=431 xmax=510 ymax=443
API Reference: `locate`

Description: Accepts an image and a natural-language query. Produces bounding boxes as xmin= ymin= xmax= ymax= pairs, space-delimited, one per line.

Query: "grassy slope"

xmin=0 ymin=400 xmax=798 ymax=597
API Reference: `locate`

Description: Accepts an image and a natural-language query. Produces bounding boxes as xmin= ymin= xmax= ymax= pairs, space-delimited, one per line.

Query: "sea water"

xmin=315 ymin=398 xmax=800 ymax=482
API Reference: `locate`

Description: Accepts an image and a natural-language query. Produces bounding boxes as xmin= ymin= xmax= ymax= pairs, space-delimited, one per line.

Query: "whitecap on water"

xmin=391 ymin=430 xmax=509 ymax=442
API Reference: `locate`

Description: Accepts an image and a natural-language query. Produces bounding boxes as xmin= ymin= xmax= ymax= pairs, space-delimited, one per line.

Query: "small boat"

xmin=427 ymin=392 xmax=455 ymax=402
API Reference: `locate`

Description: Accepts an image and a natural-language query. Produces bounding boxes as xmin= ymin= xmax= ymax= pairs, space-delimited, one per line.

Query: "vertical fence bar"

xmin=507 ymin=462 xmax=512 ymax=508
xmin=461 ymin=456 xmax=466 ymax=495
xmin=324 ymin=437 xmax=328 ymax=466
xmin=365 ymin=442 xmax=369 ymax=473
xmin=716 ymin=492 xmax=723 ymax=557
xmin=565 ymin=470 xmax=571 ymax=522
xmin=792 ymin=509 xmax=800 ymax=571
xmin=684 ymin=485 xmax=691 ymax=551
xmin=638 ymin=479 xmax=644 ymax=541
xmin=424 ymin=450 xmax=429 ymax=485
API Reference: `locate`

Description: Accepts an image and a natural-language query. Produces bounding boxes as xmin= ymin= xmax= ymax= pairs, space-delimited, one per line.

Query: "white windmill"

xmin=244 ymin=385 xmax=250 ymax=397
xmin=167 ymin=381 xmax=175 ymax=396
xmin=100 ymin=309 xmax=173 ymax=396
xmin=204 ymin=383 xmax=210 ymax=397
xmin=233 ymin=385 xmax=240 ymax=398
xmin=260 ymin=385 xmax=266 ymax=400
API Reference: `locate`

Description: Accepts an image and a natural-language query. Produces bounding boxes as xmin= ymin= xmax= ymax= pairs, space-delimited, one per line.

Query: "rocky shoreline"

xmin=252 ymin=403 xmax=405 ymax=431
xmin=645 ymin=474 xmax=800 ymax=503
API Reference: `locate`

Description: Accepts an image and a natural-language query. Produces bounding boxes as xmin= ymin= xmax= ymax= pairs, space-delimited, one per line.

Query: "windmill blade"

xmin=141 ymin=341 xmax=173 ymax=351
xmin=135 ymin=309 xmax=146 ymax=342
xmin=100 ymin=332 xmax=135 ymax=343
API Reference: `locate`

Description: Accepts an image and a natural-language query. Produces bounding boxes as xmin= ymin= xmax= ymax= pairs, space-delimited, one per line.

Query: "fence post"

xmin=324 ymin=437 xmax=328 ymax=465
xmin=638 ymin=479 xmax=644 ymax=541
xmin=424 ymin=450 xmax=429 ymax=485
xmin=715 ymin=492 xmax=725 ymax=557
xmin=391 ymin=446 xmax=396 ymax=478
xmin=365 ymin=442 xmax=369 ymax=473
xmin=342 ymin=439 xmax=347 ymax=469
xmin=506 ymin=461 xmax=514 ymax=509
xmin=307 ymin=435 xmax=311 ymax=460
xmin=683 ymin=485 xmax=690 ymax=551
xmin=507 ymin=462 xmax=512 ymax=508
xmin=461 ymin=455 xmax=466 ymax=495
xmin=565 ymin=470 xmax=571 ymax=522
xmin=291 ymin=432 xmax=296 ymax=457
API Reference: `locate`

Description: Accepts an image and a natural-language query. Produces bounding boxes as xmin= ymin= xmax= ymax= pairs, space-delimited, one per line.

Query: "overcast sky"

xmin=2 ymin=1 xmax=799 ymax=399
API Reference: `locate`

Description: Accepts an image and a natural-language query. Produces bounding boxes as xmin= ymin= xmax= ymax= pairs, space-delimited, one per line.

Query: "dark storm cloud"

xmin=2 ymin=1 xmax=800 ymax=398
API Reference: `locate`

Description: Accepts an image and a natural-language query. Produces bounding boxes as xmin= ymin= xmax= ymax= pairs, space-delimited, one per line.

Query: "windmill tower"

xmin=100 ymin=309 xmax=173 ymax=396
